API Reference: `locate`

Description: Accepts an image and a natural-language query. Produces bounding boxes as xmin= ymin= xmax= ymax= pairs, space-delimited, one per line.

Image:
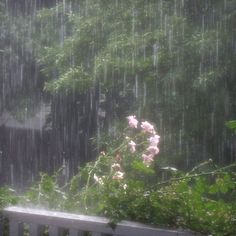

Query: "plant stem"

xmin=157 ymin=162 xmax=236 ymax=186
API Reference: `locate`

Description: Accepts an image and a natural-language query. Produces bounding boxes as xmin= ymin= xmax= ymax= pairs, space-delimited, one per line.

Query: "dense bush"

xmin=11 ymin=117 xmax=234 ymax=235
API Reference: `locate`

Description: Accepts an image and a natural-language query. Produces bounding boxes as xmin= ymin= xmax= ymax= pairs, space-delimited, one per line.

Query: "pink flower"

xmin=127 ymin=115 xmax=138 ymax=128
xmin=142 ymin=153 xmax=154 ymax=167
xmin=147 ymin=146 xmax=159 ymax=155
xmin=141 ymin=121 xmax=155 ymax=134
xmin=111 ymin=163 xmax=121 ymax=171
xmin=112 ymin=171 xmax=124 ymax=180
xmin=128 ymin=140 xmax=136 ymax=153
xmin=149 ymin=135 xmax=160 ymax=146
xmin=115 ymin=153 xmax=122 ymax=162
xmin=93 ymin=174 xmax=104 ymax=185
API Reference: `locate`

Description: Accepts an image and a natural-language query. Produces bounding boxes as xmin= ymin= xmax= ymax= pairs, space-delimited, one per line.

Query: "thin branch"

xmin=157 ymin=162 xmax=236 ymax=186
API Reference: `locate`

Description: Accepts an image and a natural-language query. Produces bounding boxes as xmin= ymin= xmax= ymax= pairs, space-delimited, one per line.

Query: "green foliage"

xmin=226 ymin=120 xmax=236 ymax=133
xmin=13 ymin=119 xmax=236 ymax=235
xmin=0 ymin=187 xmax=18 ymax=209
xmin=18 ymin=156 xmax=236 ymax=235
xmin=44 ymin=66 xmax=93 ymax=94
xmin=1 ymin=154 xmax=234 ymax=235
xmin=175 ymin=175 xmax=235 ymax=235
xmin=23 ymin=170 xmax=67 ymax=210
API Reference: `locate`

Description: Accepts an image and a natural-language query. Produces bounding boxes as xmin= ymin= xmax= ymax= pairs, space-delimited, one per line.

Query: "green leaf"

xmin=225 ymin=120 xmax=236 ymax=131
xmin=132 ymin=160 xmax=155 ymax=175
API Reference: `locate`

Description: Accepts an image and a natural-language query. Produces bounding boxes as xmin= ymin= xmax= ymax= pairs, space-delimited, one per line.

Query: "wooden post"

xmin=48 ymin=226 xmax=65 ymax=236
xmin=48 ymin=226 xmax=59 ymax=236
xmin=77 ymin=230 xmax=85 ymax=236
xmin=29 ymin=224 xmax=45 ymax=235
xmin=9 ymin=219 xmax=24 ymax=236
xmin=91 ymin=232 xmax=102 ymax=236
xmin=0 ymin=216 xmax=3 ymax=236
xmin=69 ymin=228 xmax=85 ymax=236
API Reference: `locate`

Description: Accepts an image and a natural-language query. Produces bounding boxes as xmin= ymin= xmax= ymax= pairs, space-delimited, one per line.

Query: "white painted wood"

xmin=18 ymin=222 xmax=24 ymax=236
xmin=48 ymin=225 xmax=60 ymax=236
xmin=77 ymin=230 xmax=84 ymax=236
xmin=29 ymin=224 xmax=45 ymax=235
xmin=9 ymin=219 xmax=24 ymax=236
xmin=9 ymin=219 xmax=18 ymax=236
xmin=4 ymin=206 xmax=196 ymax=236
xmin=91 ymin=232 xmax=102 ymax=236
xmin=0 ymin=217 xmax=3 ymax=236
xmin=29 ymin=223 xmax=38 ymax=235
xmin=69 ymin=228 xmax=84 ymax=236
xmin=69 ymin=228 xmax=77 ymax=236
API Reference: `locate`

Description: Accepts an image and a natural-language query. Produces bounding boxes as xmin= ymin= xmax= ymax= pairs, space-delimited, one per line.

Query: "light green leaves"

xmin=225 ymin=120 xmax=236 ymax=133
xmin=132 ymin=160 xmax=155 ymax=175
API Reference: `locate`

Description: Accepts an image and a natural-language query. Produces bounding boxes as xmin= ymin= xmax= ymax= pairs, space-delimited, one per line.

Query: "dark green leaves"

xmin=44 ymin=66 xmax=93 ymax=94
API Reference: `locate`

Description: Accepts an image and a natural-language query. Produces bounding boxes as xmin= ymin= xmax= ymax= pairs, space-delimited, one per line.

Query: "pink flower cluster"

xmin=93 ymin=173 xmax=104 ymax=185
xmin=127 ymin=115 xmax=138 ymax=128
xmin=142 ymin=134 xmax=160 ymax=166
xmin=127 ymin=115 xmax=160 ymax=167
xmin=110 ymin=116 xmax=160 ymax=184
xmin=141 ymin=121 xmax=155 ymax=134
xmin=111 ymin=163 xmax=124 ymax=180
xmin=128 ymin=140 xmax=136 ymax=153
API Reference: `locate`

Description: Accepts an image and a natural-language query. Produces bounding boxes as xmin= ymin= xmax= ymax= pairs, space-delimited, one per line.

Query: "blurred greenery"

xmin=0 ymin=187 xmax=18 ymax=209
xmin=226 ymin=120 xmax=236 ymax=134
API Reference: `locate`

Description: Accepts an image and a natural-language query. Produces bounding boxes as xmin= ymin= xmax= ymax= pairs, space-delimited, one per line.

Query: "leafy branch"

xmin=157 ymin=162 xmax=236 ymax=186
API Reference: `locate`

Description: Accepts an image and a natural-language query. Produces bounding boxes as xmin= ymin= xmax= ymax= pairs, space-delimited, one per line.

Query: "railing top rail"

xmin=3 ymin=206 xmax=198 ymax=236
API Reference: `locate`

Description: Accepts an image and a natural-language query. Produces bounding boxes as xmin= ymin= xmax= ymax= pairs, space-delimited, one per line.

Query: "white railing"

xmin=2 ymin=206 xmax=198 ymax=236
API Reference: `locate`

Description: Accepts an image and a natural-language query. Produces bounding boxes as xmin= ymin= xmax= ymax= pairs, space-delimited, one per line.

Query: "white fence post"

xmin=29 ymin=224 xmax=45 ymax=235
xmin=48 ymin=225 xmax=64 ymax=236
xmin=9 ymin=219 xmax=24 ymax=236
xmin=69 ymin=228 xmax=84 ymax=236
xmin=91 ymin=232 xmax=102 ymax=236
xmin=0 ymin=216 xmax=3 ymax=236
